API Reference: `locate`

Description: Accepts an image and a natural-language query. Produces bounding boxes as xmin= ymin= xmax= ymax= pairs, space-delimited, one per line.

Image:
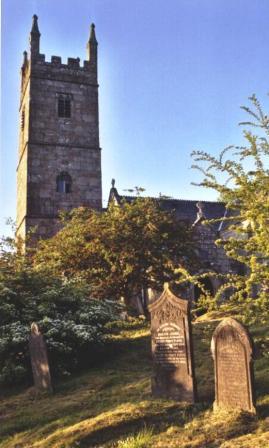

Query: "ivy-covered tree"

xmin=34 ymin=197 xmax=194 ymax=312
xmin=192 ymin=95 xmax=269 ymax=319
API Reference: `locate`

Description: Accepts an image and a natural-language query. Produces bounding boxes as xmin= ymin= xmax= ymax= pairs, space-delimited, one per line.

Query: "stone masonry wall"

xmin=17 ymin=40 xmax=102 ymax=242
xmin=27 ymin=144 xmax=101 ymax=216
xmin=193 ymin=223 xmax=231 ymax=275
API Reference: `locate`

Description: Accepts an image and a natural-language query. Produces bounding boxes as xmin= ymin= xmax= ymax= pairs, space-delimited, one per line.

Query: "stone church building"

xmin=16 ymin=16 xmax=238 ymax=303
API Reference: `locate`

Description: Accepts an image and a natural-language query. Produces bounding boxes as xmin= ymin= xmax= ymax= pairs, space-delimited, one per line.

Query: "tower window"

xmin=21 ymin=109 xmax=25 ymax=130
xmin=56 ymin=172 xmax=72 ymax=193
xmin=58 ymin=95 xmax=71 ymax=118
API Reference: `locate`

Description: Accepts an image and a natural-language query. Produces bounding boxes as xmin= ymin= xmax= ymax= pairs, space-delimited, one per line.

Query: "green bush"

xmin=0 ymin=269 xmax=123 ymax=386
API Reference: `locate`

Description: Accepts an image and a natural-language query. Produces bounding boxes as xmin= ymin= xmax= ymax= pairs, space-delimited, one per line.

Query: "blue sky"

xmin=1 ymin=0 xmax=269 ymax=237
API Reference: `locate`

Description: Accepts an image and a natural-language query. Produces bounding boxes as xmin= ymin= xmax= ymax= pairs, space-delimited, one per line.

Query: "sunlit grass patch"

xmin=117 ymin=426 xmax=154 ymax=448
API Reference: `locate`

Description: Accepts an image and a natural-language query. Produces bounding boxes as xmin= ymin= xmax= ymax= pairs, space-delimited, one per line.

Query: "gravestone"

xmin=148 ymin=283 xmax=196 ymax=402
xmin=29 ymin=322 xmax=52 ymax=393
xmin=211 ymin=318 xmax=255 ymax=413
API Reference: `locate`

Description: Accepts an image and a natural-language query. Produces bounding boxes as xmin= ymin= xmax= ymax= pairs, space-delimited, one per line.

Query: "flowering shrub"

xmin=0 ymin=271 xmax=123 ymax=386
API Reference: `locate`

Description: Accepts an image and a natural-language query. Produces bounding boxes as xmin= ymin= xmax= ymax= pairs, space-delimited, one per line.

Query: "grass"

xmin=117 ymin=427 xmax=154 ymax=448
xmin=0 ymin=315 xmax=269 ymax=447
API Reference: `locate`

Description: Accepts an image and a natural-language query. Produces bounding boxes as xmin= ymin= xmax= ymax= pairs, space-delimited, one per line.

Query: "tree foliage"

xmin=34 ymin=197 xmax=194 ymax=306
xmin=192 ymin=95 xmax=269 ymax=319
xmin=0 ymin=234 xmax=123 ymax=386
xmin=0 ymin=195 xmax=194 ymax=385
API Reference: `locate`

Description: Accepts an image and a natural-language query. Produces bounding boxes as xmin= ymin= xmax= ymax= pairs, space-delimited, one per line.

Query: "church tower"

xmin=16 ymin=15 xmax=102 ymax=242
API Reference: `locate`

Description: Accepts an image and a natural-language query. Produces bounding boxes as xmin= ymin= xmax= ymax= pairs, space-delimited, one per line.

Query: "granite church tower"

xmin=16 ymin=15 xmax=102 ymax=241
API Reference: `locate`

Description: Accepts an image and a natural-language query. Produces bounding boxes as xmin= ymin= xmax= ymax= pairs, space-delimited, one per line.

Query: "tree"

xmin=192 ymin=95 xmax=269 ymax=319
xmin=34 ymin=197 xmax=194 ymax=313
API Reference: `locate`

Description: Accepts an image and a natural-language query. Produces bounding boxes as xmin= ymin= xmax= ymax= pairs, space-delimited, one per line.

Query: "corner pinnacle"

xmin=31 ymin=14 xmax=40 ymax=35
xmin=89 ymin=23 xmax=98 ymax=44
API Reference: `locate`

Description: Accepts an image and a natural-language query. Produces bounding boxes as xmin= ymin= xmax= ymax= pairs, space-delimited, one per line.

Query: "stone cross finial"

xmin=111 ymin=178 xmax=115 ymax=188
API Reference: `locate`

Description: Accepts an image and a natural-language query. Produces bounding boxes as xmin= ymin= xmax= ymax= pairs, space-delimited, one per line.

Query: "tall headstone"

xmin=211 ymin=318 xmax=255 ymax=413
xmin=29 ymin=323 xmax=52 ymax=393
xmin=148 ymin=283 xmax=196 ymax=402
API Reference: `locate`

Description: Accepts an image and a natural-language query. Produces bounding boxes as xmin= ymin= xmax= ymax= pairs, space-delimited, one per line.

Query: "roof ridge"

xmin=118 ymin=194 xmax=224 ymax=205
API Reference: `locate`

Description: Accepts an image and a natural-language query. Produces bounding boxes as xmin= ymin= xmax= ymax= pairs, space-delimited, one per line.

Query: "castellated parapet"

xmin=17 ymin=16 xmax=102 ymax=243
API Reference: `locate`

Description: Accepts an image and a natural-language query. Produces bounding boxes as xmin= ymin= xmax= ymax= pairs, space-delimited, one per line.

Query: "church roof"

xmin=108 ymin=184 xmax=227 ymax=230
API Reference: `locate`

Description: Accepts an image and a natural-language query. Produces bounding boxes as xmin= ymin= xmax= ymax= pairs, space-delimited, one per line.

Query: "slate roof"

xmin=108 ymin=186 xmax=227 ymax=230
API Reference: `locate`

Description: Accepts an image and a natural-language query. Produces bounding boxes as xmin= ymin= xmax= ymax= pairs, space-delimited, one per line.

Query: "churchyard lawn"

xmin=0 ymin=313 xmax=269 ymax=448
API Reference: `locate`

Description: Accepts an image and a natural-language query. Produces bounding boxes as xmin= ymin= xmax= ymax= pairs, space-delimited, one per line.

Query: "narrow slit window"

xmin=58 ymin=95 xmax=71 ymax=118
xmin=21 ymin=109 xmax=25 ymax=130
xmin=56 ymin=172 xmax=72 ymax=193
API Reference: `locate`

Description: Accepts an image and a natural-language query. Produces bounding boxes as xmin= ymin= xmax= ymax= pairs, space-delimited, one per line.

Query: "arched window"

xmin=56 ymin=172 xmax=72 ymax=193
xmin=58 ymin=94 xmax=71 ymax=118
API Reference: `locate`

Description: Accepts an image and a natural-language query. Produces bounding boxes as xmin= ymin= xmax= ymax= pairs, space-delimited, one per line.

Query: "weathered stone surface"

xmin=148 ymin=283 xmax=196 ymax=402
xmin=16 ymin=17 xmax=102 ymax=243
xmin=29 ymin=323 xmax=52 ymax=393
xmin=211 ymin=318 xmax=255 ymax=413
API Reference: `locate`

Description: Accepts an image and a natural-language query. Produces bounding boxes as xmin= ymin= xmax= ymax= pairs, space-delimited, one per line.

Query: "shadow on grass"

xmin=78 ymin=403 xmax=204 ymax=448
xmin=257 ymin=402 xmax=269 ymax=419
xmin=166 ymin=410 xmax=258 ymax=448
xmin=77 ymin=404 xmax=259 ymax=448
xmin=1 ymin=321 xmax=268 ymax=448
xmin=0 ymin=338 xmax=151 ymax=441
xmin=192 ymin=323 xmax=215 ymax=403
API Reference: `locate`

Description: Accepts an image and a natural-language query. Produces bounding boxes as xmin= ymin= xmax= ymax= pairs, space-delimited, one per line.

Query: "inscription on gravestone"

xmin=29 ymin=322 xmax=52 ymax=393
xmin=211 ymin=318 xmax=255 ymax=413
xmin=148 ymin=283 xmax=196 ymax=402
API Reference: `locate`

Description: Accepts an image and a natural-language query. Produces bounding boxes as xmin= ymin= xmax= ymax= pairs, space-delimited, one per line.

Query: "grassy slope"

xmin=0 ymin=317 xmax=269 ymax=448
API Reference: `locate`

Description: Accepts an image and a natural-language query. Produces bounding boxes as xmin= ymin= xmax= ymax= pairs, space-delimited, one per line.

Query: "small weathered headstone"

xmin=148 ymin=283 xmax=196 ymax=402
xmin=211 ymin=317 xmax=255 ymax=413
xmin=29 ymin=322 xmax=52 ymax=393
